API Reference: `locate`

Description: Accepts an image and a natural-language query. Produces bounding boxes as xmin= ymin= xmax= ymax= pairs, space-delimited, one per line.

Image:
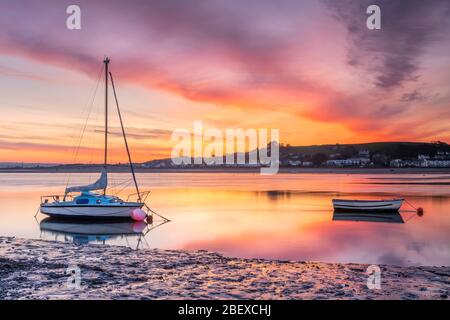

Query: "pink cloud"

xmin=0 ymin=0 xmax=449 ymax=142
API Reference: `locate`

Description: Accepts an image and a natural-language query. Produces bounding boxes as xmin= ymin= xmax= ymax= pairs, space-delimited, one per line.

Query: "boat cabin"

xmin=73 ymin=192 xmax=124 ymax=205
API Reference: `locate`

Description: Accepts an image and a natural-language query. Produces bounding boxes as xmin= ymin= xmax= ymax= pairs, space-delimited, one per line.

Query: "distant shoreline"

xmin=1 ymin=167 xmax=450 ymax=174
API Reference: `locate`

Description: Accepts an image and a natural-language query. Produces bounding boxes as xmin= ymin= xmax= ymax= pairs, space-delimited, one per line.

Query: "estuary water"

xmin=1 ymin=172 xmax=449 ymax=266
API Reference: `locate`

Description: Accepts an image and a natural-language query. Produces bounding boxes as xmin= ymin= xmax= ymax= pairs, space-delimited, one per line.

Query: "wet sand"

xmin=1 ymin=236 xmax=449 ymax=300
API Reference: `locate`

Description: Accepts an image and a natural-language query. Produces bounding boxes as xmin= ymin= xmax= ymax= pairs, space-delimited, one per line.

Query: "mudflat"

xmin=1 ymin=237 xmax=448 ymax=300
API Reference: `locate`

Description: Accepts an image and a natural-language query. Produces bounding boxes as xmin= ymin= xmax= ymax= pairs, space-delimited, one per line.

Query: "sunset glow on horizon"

xmin=0 ymin=0 xmax=449 ymax=163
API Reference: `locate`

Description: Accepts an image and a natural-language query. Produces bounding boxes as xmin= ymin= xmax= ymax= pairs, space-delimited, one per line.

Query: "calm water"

xmin=1 ymin=172 xmax=450 ymax=266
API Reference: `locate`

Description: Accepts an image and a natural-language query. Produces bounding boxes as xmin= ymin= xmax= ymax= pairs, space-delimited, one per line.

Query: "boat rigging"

xmin=39 ymin=57 xmax=168 ymax=222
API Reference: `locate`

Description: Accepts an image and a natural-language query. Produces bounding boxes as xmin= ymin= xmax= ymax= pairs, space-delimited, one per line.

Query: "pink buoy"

xmin=131 ymin=208 xmax=147 ymax=221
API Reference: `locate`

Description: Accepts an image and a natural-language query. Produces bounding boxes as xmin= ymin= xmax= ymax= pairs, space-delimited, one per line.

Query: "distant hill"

xmin=3 ymin=142 xmax=449 ymax=170
xmin=282 ymin=141 xmax=450 ymax=159
xmin=142 ymin=141 xmax=450 ymax=168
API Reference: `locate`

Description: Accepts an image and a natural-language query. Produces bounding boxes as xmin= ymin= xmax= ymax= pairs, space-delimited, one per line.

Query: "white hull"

xmin=40 ymin=204 xmax=143 ymax=218
xmin=332 ymin=199 xmax=403 ymax=212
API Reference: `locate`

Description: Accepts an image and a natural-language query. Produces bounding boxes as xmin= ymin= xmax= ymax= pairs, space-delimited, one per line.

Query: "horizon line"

xmin=2 ymin=140 xmax=449 ymax=165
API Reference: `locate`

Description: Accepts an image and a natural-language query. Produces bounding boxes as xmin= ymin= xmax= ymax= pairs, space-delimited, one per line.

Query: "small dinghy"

xmin=332 ymin=199 xmax=403 ymax=212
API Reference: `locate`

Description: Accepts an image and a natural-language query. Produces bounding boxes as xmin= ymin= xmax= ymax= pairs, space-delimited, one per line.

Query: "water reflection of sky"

xmin=0 ymin=173 xmax=449 ymax=266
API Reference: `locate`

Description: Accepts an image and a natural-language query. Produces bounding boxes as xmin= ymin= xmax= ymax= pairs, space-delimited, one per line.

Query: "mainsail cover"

xmin=65 ymin=169 xmax=108 ymax=193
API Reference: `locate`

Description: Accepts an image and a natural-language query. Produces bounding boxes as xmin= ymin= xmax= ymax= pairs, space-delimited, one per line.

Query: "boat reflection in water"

xmin=332 ymin=211 xmax=405 ymax=224
xmin=39 ymin=217 xmax=168 ymax=249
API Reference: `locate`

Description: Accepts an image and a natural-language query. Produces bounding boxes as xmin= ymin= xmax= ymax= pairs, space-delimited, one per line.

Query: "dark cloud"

xmin=399 ymin=89 xmax=437 ymax=103
xmin=325 ymin=0 xmax=450 ymax=89
xmin=0 ymin=0 xmax=302 ymax=78
xmin=373 ymin=104 xmax=405 ymax=118
xmin=0 ymin=0 xmax=449 ymax=142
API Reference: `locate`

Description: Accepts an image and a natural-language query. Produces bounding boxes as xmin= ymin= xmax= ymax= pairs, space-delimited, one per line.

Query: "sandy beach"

xmin=1 ymin=236 xmax=448 ymax=300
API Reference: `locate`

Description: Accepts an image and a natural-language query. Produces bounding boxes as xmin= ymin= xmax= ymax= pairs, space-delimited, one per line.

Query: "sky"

xmin=0 ymin=0 xmax=449 ymax=163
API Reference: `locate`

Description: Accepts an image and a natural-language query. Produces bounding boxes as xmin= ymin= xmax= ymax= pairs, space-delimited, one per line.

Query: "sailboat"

xmin=40 ymin=57 xmax=146 ymax=219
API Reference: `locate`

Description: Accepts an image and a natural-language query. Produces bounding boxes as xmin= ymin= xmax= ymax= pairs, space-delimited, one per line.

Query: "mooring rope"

xmin=404 ymin=199 xmax=418 ymax=210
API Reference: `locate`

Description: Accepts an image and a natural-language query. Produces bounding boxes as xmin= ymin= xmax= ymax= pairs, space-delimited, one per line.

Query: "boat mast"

xmin=109 ymin=72 xmax=142 ymax=203
xmin=103 ymin=57 xmax=110 ymax=195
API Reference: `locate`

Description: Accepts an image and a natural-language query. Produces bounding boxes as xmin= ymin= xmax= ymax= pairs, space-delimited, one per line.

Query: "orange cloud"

xmin=0 ymin=0 xmax=449 ymax=163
